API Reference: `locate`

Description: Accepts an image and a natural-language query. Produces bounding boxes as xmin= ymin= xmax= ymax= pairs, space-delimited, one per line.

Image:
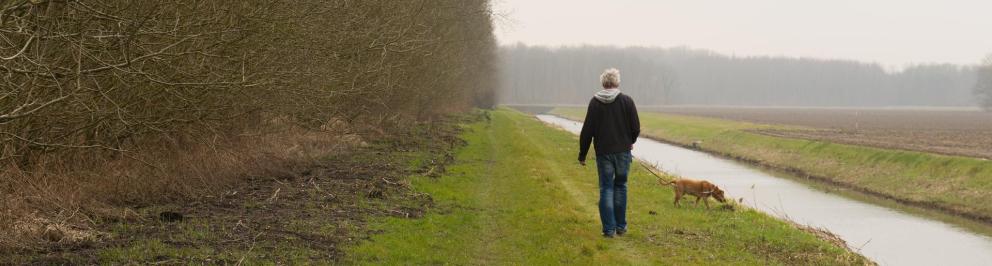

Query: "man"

xmin=578 ymin=68 xmax=640 ymax=238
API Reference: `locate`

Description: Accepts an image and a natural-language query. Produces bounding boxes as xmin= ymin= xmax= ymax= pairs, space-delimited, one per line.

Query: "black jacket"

xmin=578 ymin=93 xmax=640 ymax=161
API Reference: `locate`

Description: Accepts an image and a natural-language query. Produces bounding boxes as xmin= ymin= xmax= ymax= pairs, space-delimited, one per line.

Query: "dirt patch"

xmin=2 ymin=114 xmax=476 ymax=264
xmin=649 ymin=106 xmax=992 ymax=159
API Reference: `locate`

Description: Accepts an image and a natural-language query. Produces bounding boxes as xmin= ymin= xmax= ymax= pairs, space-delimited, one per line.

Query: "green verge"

xmin=552 ymin=108 xmax=992 ymax=223
xmin=345 ymin=108 xmax=867 ymax=265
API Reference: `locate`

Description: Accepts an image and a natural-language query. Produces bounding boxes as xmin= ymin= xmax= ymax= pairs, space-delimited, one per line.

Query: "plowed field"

xmin=647 ymin=107 xmax=992 ymax=159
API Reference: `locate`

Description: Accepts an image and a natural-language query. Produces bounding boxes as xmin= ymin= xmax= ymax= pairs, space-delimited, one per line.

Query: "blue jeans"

xmin=595 ymin=151 xmax=631 ymax=234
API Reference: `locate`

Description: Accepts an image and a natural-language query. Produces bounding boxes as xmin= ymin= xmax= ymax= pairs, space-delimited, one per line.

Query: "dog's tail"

xmin=658 ymin=179 xmax=676 ymax=186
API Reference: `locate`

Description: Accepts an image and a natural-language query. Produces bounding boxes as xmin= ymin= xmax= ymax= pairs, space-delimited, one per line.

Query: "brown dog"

xmin=661 ymin=179 xmax=727 ymax=209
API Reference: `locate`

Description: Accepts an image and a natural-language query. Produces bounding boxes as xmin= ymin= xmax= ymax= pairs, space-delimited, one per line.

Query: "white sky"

xmin=492 ymin=0 xmax=992 ymax=68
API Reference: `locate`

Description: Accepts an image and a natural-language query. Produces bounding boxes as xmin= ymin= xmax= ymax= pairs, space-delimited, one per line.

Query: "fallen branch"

xmin=266 ymin=188 xmax=281 ymax=203
xmin=389 ymin=209 xmax=410 ymax=218
xmin=236 ymin=232 xmax=263 ymax=266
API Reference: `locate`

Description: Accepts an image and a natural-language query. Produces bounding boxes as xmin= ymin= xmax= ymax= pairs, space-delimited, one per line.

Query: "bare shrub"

xmin=0 ymin=0 xmax=498 ymax=251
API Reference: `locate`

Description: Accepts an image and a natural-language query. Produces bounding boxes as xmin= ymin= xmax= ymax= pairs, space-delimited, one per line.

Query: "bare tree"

xmin=0 ymin=1 xmax=501 ymax=251
xmin=1 ymin=0 xmax=499 ymax=165
xmin=976 ymin=54 xmax=992 ymax=111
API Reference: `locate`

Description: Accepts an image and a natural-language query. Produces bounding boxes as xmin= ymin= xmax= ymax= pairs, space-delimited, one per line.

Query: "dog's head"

xmin=704 ymin=183 xmax=727 ymax=203
xmin=712 ymin=187 xmax=726 ymax=203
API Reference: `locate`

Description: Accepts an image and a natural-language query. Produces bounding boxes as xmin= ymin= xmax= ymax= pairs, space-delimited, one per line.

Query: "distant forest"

xmin=500 ymin=45 xmax=978 ymax=107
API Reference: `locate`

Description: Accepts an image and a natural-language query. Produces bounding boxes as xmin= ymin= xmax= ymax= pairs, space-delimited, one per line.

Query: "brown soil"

xmin=3 ymin=116 xmax=471 ymax=264
xmin=648 ymin=106 xmax=992 ymax=159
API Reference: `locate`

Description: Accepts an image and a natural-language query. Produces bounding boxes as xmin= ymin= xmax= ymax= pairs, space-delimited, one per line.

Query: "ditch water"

xmin=536 ymin=114 xmax=992 ymax=266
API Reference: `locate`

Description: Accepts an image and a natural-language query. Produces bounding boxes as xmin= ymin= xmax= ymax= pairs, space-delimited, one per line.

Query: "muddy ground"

xmin=647 ymin=106 xmax=992 ymax=159
xmin=5 ymin=115 xmax=472 ymax=265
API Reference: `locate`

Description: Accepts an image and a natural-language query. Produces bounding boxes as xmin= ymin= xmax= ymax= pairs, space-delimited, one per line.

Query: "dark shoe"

xmin=616 ymin=228 xmax=627 ymax=236
xmin=603 ymin=231 xmax=616 ymax=238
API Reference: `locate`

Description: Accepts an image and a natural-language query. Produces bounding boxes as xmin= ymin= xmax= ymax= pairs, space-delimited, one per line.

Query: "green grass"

xmin=552 ymin=108 xmax=992 ymax=222
xmin=345 ymin=109 xmax=867 ymax=265
xmin=97 ymin=218 xmax=329 ymax=264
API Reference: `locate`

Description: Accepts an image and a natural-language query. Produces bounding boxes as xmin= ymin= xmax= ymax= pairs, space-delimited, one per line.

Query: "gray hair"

xmin=600 ymin=68 xmax=620 ymax=88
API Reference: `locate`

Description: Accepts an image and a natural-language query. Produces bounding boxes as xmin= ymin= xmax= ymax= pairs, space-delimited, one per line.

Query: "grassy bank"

xmin=346 ymin=109 xmax=868 ymax=265
xmin=553 ymin=108 xmax=992 ymax=224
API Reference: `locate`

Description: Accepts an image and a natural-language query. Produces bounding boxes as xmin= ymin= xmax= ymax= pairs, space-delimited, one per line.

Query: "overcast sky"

xmin=492 ymin=0 xmax=992 ymax=68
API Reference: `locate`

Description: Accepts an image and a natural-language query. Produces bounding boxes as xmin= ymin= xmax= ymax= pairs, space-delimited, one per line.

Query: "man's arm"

xmin=579 ymin=101 xmax=595 ymax=163
xmin=628 ymin=97 xmax=640 ymax=143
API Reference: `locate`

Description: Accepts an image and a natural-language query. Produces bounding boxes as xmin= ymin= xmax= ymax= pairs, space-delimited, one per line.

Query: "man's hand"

xmin=579 ymin=160 xmax=586 ymax=166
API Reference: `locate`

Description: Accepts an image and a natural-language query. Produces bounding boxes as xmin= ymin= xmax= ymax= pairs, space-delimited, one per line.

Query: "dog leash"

xmin=637 ymin=160 xmax=674 ymax=184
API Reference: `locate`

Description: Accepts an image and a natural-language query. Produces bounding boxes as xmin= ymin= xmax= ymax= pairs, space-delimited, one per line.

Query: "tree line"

xmin=0 ymin=0 xmax=498 ymax=166
xmin=500 ymin=44 xmax=980 ymax=108
xmin=976 ymin=55 xmax=992 ymax=110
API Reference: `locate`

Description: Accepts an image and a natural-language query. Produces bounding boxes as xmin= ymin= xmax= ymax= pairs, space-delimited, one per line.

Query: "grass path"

xmin=345 ymin=109 xmax=868 ymax=265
